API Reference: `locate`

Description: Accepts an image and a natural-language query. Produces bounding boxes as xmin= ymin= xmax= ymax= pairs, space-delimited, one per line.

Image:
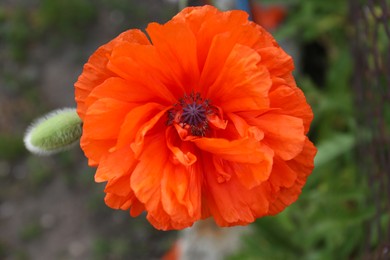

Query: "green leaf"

xmin=314 ymin=133 xmax=355 ymax=167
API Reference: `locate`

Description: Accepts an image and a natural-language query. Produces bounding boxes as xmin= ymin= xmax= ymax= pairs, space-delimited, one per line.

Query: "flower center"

xmin=182 ymin=103 xmax=206 ymax=126
xmin=167 ymin=92 xmax=214 ymax=137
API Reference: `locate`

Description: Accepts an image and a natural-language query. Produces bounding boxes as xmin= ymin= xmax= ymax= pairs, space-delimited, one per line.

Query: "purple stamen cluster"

xmin=181 ymin=103 xmax=207 ymax=126
xmin=167 ymin=92 xmax=214 ymax=136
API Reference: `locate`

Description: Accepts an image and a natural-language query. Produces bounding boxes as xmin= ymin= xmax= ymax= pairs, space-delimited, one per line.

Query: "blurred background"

xmin=0 ymin=0 xmax=389 ymax=259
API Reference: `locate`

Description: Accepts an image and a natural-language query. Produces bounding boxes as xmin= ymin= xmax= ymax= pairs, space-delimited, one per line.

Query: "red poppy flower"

xmin=75 ymin=5 xmax=316 ymax=230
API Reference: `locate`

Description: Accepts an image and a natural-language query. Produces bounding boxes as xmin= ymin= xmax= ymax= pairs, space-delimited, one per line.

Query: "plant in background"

xmin=232 ymin=0 xmax=389 ymax=259
xmin=36 ymin=0 xmax=97 ymax=42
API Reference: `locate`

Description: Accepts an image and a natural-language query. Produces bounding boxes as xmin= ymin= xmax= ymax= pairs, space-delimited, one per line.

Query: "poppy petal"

xmin=270 ymin=85 xmax=314 ymax=134
xmin=85 ymin=77 xmax=156 ymax=108
xmin=269 ymin=138 xmax=317 ymax=215
xmin=249 ymin=113 xmax=306 ymax=160
xmin=116 ymin=102 xmax=166 ymax=148
xmin=104 ymin=173 xmax=132 ymax=197
xmin=105 ymin=192 xmax=134 ymax=210
xmin=80 ymin=137 xmax=116 ymax=166
xmin=146 ymin=21 xmax=200 ymax=92
xmin=161 ymin=161 xmax=202 ymax=222
xmin=227 ymin=112 xmax=264 ymax=140
xmin=83 ymin=98 xmax=134 ymax=140
xmin=166 ymin=127 xmax=197 ymax=166
xmin=206 ymin=44 xmax=271 ymax=112
xmin=203 ymin=156 xmax=270 ymax=225
xmin=268 ymin=156 xmax=298 ymax=192
xmin=130 ymin=134 xmax=167 ymax=210
xmin=232 ymin=144 xmax=274 ymax=189
xmin=95 ymin=146 xmax=136 ymax=182
xmin=258 ymin=47 xmax=294 ymax=77
xmin=130 ymin=107 xmax=171 ymax=158
xmin=75 ymin=29 xmax=149 ymax=119
xmin=198 ymin=25 xmax=262 ymax=92
xmin=193 ymin=136 xmax=267 ymax=164
xmin=130 ymin=198 xmax=145 ymax=217
xmin=108 ymin=43 xmax=179 ymax=103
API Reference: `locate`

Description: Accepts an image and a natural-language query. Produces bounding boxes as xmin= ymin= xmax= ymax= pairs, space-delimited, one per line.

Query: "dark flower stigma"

xmin=167 ymin=92 xmax=214 ymax=136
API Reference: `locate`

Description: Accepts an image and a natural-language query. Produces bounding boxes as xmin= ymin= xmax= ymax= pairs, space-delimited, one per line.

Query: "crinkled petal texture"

xmin=75 ymin=5 xmax=316 ymax=230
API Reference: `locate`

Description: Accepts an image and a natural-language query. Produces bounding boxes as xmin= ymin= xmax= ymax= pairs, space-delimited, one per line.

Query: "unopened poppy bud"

xmin=24 ymin=108 xmax=82 ymax=155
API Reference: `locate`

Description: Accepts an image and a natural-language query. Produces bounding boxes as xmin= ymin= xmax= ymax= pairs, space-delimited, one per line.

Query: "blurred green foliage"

xmin=232 ymin=0 xmax=381 ymax=259
xmin=0 ymin=241 xmax=7 ymax=259
xmin=92 ymin=237 xmax=131 ymax=259
xmin=36 ymin=0 xmax=97 ymax=42
xmin=273 ymin=0 xmax=347 ymax=42
xmin=19 ymin=220 xmax=43 ymax=242
xmin=0 ymin=0 xmax=97 ymax=62
xmin=1 ymin=8 xmax=32 ymax=62
xmin=25 ymin=157 xmax=53 ymax=190
xmin=0 ymin=135 xmax=26 ymax=161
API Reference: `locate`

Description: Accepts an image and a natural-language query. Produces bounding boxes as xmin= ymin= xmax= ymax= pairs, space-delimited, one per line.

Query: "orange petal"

xmin=286 ymin=138 xmax=317 ymax=174
xmin=213 ymin=156 xmax=232 ymax=183
xmin=116 ymin=102 xmax=166 ymax=148
xmin=268 ymin=138 xmax=317 ymax=215
xmin=130 ymin=107 xmax=171 ymax=158
xmin=105 ymin=192 xmax=134 ymax=210
xmin=227 ymin=113 xmax=264 ymax=140
xmin=75 ymin=29 xmax=149 ymax=119
xmin=281 ymin=73 xmax=298 ymax=88
xmin=268 ymin=156 xmax=298 ymax=192
xmin=108 ymin=43 xmax=179 ymax=103
xmin=258 ymin=47 xmax=294 ymax=77
xmin=80 ymin=136 xmax=116 ymax=166
xmin=95 ymin=146 xmax=136 ymax=182
xmin=104 ymin=173 xmax=132 ymax=196
xmin=202 ymin=156 xmax=270 ymax=225
xmin=166 ymin=127 xmax=197 ymax=166
xmin=207 ymin=110 xmax=228 ymax=130
xmin=249 ymin=113 xmax=305 ymax=160
xmin=130 ymin=198 xmax=145 ymax=217
xmin=198 ymin=29 xmax=259 ymax=93
xmin=131 ymin=134 xmax=196 ymax=230
xmin=193 ymin=136 xmax=266 ymax=164
xmin=252 ymin=23 xmax=280 ymax=49
xmin=208 ymin=138 xmax=273 ymax=189
xmin=84 ymin=77 xmax=156 ymax=108
xmin=205 ymin=44 xmax=271 ymax=112
xmin=232 ymin=144 xmax=274 ymax=189
xmin=83 ymin=98 xmax=134 ymax=140
xmin=269 ymin=85 xmax=314 ymax=134
xmin=146 ymin=20 xmax=200 ymax=93
xmin=130 ymin=134 xmax=201 ymax=230
xmin=161 ymin=159 xmax=202 ymax=223
xmin=177 ymin=6 xmax=259 ymax=72
xmin=103 ymin=158 xmax=145 ymax=215
xmin=130 ymin=134 xmax=167 ymax=209
xmin=147 ymin=205 xmax=193 ymax=230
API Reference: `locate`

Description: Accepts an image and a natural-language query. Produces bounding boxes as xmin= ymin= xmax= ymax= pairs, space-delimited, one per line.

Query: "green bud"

xmin=24 ymin=108 xmax=82 ymax=155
